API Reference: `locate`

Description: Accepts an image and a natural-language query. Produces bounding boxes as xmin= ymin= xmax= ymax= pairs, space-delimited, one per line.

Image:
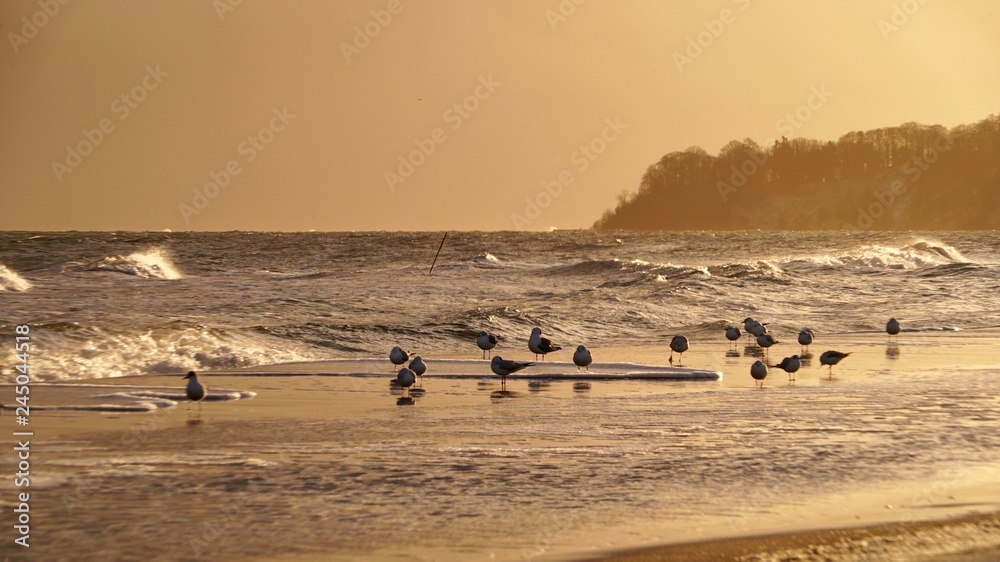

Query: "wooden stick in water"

xmin=429 ymin=232 xmax=447 ymax=274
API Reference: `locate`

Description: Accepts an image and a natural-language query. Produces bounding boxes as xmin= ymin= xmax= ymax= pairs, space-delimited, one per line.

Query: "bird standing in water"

xmin=183 ymin=371 xmax=206 ymax=412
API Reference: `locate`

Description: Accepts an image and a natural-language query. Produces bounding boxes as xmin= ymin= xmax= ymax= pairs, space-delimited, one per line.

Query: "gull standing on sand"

xmin=409 ymin=356 xmax=426 ymax=382
xmin=184 ymin=371 xmax=206 ymax=401
xmin=725 ymin=326 xmax=741 ymax=348
xmin=573 ymin=345 xmax=592 ymax=372
xmin=389 ymin=346 xmax=410 ymax=370
xmin=750 ymin=361 xmax=767 ymax=389
xmin=743 ymin=317 xmax=767 ymax=339
xmin=886 ymin=318 xmax=901 ymax=339
xmin=798 ymin=329 xmax=815 ymax=352
xmin=774 ymin=355 xmax=801 ymax=381
xmin=669 ymin=335 xmax=689 ymax=365
xmin=476 ymin=331 xmax=499 ymax=359
xmin=490 ymin=356 xmax=533 ymax=390
xmin=819 ymin=350 xmax=850 ymax=377
xmin=395 ymin=367 xmax=416 ymax=397
xmin=528 ymin=327 xmax=561 ymax=361
xmin=183 ymin=371 xmax=206 ymax=411
xmin=756 ymin=333 xmax=778 ymax=357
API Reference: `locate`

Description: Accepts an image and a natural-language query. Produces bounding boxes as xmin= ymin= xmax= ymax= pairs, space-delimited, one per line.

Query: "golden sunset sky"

xmin=1 ymin=0 xmax=997 ymax=231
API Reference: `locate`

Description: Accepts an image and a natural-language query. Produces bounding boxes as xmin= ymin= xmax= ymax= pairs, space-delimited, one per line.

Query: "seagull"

xmin=476 ymin=331 xmax=499 ymax=359
xmin=389 ymin=346 xmax=410 ymax=370
xmin=725 ymin=326 xmax=742 ymax=348
xmin=184 ymin=371 xmax=206 ymax=401
xmin=743 ymin=317 xmax=767 ymax=338
xmin=409 ymin=356 xmax=426 ymax=381
xmin=886 ymin=318 xmax=901 ymax=339
xmin=573 ymin=345 xmax=592 ymax=372
xmin=798 ymin=329 xmax=814 ymax=352
xmin=528 ymin=327 xmax=561 ymax=361
xmin=750 ymin=360 xmax=767 ymax=389
xmin=774 ymin=354 xmax=801 ymax=381
xmin=669 ymin=335 xmax=689 ymax=365
xmin=490 ymin=356 xmax=533 ymax=390
xmin=395 ymin=367 xmax=416 ymax=397
xmin=819 ymin=350 xmax=850 ymax=377
xmin=756 ymin=333 xmax=778 ymax=357
xmin=183 ymin=371 xmax=206 ymax=411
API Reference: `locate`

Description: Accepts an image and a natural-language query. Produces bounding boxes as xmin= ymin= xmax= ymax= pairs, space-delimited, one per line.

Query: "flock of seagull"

xmin=179 ymin=317 xmax=903 ymax=403
xmin=385 ymin=316 xmax=904 ymax=395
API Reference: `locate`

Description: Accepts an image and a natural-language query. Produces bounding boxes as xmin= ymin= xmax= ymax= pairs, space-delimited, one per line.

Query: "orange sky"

xmin=1 ymin=0 xmax=997 ymax=231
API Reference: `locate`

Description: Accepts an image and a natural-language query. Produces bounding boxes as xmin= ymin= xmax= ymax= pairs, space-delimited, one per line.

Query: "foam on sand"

xmin=227 ymin=358 xmax=723 ymax=380
xmin=0 ymin=383 xmax=256 ymax=412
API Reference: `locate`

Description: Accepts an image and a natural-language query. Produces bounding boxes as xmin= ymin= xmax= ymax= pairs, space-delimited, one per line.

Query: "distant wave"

xmin=85 ymin=248 xmax=183 ymax=279
xmin=544 ymin=259 xmax=709 ymax=281
xmin=469 ymin=253 xmax=503 ymax=268
xmin=715 ymin=239 xmax=975 ymax=279
xmin=0 ymin=263 xmax=31 ymax=291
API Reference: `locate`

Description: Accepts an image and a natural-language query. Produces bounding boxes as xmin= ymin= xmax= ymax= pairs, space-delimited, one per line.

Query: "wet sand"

xmin=594 ymin=511 xmax=1000 ymax=562
xmin=1 ymin=330 xmax=998 ymax=561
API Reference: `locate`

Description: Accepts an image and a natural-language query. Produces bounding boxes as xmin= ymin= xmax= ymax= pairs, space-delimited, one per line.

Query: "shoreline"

xmin=3 ymin=332 xmax=998 ymax=561
xmin=589 ymin=510 xmax=1000 ymax=562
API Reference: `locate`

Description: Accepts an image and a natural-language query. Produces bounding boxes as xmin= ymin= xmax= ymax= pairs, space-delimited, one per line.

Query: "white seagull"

xmin=476 ymin=331 xmax=499 ymax=359
xmin=819 ymin=350 xmax=850 ymax=377
xmin=750 ymin=360 xmax=768 ymax=389
xmin=886 ymin=318 xmax=901 ymax=338
xmin=528 ymin=327 xmax=561 ymax=361
xmin=798 ymin=329 xmax=814 ymax=352
xmin=490 ymin=356 xmax=533 ymax=390
xmin=669 ymin=335 xmax=689 ymax=365
xmin=389 ymin=346 xmax=410 ymax=370
xmin=573 ymin=345 xmax=592 ymax=372
xmin=774 ymin=354 xmax=801 ymax=381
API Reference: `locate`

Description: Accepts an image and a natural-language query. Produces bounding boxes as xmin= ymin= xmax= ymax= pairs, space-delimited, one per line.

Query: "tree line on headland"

xmin=593 ymin=113 xmax=1000 ymax=230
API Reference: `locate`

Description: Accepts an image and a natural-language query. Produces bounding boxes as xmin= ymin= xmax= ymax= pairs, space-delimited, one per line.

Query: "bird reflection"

xmin=396 ymin=396 xmax=415 ymax=406
xmin=744 ymin=345 xmax=764 ymax=358
xmin=886 ymin=343 xmax=900 ymax=360
xmin=725 ymin=350 xmax=741 ymax=358
xmin=799 ymin=352 xmax=813 ymax=367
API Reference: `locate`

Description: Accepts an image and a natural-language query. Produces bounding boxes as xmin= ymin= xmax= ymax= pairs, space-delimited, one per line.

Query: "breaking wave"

xmin=0 ymin=322 xmax=323 ymax=382
xmin=0 ymin=263 xmax=31 ymax=291
xmin=86 ymin=248 xmax=183 ymax=279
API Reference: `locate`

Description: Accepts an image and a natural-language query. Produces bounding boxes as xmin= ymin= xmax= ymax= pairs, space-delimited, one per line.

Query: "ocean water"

xmin=1 ymin=230 xmax=998 ymax=381
xmin=2 ymin=231 xmax=1000 ymax=561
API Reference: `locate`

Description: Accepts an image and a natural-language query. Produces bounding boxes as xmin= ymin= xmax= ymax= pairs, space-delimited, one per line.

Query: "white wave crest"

xmin=0 ymin=263 xmax=31 ymax=291
xmin=88 ymin=248 xmax=183 ymax=279
xmin=1 ymin=325 xmax=322 ymax=381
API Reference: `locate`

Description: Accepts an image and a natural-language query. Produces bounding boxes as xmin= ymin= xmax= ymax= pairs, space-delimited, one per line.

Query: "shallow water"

xmin=8 ymin=331 xmax=999 ymax=561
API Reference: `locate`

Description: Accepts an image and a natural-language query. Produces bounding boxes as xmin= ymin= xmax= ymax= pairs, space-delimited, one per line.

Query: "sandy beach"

xmin=2 ymin=330 xmax=998 ymax=561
